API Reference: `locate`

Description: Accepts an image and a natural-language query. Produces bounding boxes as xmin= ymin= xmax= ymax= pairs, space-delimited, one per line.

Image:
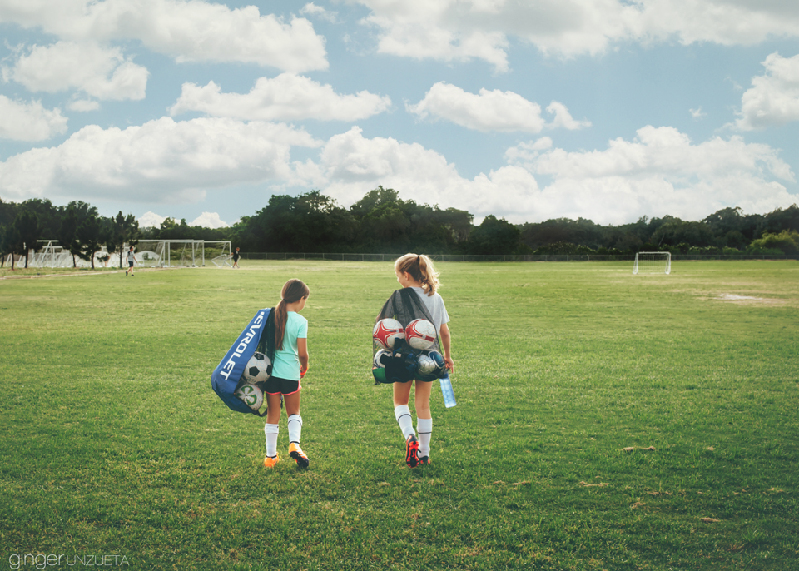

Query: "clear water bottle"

xmin=439 ymin=374 xmax=456 ymax=408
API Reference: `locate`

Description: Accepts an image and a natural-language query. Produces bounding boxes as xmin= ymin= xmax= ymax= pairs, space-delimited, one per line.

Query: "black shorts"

xmin=128 ymin=261 xmax=134 ymax=268
xmin=396 ymin=377 xmax=434 ymax=384
xmin=263 ymin=375 xmax=301 ymax=396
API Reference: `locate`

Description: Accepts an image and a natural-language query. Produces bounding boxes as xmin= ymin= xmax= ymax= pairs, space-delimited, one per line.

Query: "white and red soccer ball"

xmin=373 ymin=318 xmax=404 ymax=350
xmin=405 ymin=319 xmax=436 ymax=351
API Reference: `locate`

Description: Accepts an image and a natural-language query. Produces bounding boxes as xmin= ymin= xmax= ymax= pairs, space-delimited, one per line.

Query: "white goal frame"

xmin=132 ymin=240 xmax=231 ymax=267
xmin=633 ymin=251 xmax=671 ymax=275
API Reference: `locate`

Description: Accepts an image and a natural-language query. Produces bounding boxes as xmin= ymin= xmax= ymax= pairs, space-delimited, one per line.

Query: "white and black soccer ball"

xmin=242 ymin=351 xmax=271 ymax=385
xmin=405 ymin=319 xmax=436 ymax=351
xmin=373 ymin=318 xmax=405 ymax=350
xmin=374 ymin=349 xmax=392 ymax=369
xmin=234 ymin=383 xmax=264 ymax=411
xmin=417 ymin=354 xmax=437 ymax=376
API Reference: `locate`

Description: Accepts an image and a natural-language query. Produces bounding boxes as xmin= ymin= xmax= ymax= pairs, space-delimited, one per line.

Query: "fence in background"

xmin=238 ymin=252 xmax=794 ymax=262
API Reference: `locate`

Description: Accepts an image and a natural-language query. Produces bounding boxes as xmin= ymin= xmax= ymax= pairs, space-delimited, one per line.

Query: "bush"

xmin=748 ymin=230 xmax=799 ymax=256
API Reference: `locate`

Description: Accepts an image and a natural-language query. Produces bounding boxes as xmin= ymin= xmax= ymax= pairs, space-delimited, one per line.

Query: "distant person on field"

xmin=232 ymin=247 xmax=241 ymax=268
xmin=378 ymin=254 xmax=454 ymax=468
xmin=126 ymin=246 xmax=135 ymax=276
xmin=263 ymin=279 xmax=311 ymax=469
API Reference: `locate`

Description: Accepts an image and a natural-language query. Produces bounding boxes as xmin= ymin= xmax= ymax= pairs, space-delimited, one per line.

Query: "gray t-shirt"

xmin=410 ymin=287 xmax=449 ymax=333
xmin=127 ymin=250 xmax=135 ymax=262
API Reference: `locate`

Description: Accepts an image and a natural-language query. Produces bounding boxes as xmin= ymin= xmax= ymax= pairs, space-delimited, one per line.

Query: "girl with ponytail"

xmin=263 ymin=279 xmax=311 ymax=469
xmin=387 ymin=253 xmax=454 ymax=468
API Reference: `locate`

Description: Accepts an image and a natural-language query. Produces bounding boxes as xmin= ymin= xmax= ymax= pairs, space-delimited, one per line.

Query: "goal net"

xmin=633 ymin=251 xmax=671 ymax=275
xmin=133 ymin=240 xmax=231 ymax=267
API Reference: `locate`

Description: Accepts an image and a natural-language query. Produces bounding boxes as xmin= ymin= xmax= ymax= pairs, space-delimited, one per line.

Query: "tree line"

xmin=2 ymin=188 xmax=798 ymax=269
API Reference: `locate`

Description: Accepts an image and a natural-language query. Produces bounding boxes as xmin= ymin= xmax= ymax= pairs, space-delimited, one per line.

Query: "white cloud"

xmin=138 ymin=211 xmax=166 ymax=228
xmin=355 ymin=0 xmax=799 ymax=69
xmin=690 ymin=107 xmax=706 ymax=119
xmin=296 ymin=125 xmax=797 ymax=225
xmin=190 ymin=211 xmax=228 ymax=228
xmin=407 ymin=83 xmax=587 ymax=132
xmin=302 ymin=126 xmax=540 ymax=217
xmin=0 ymin=117 xmax=320 ymax=203
xmin=545 ymin=102 xmax=591 ymax=130
xmin=3 ymin=41 xmax=147 ymax=101
xmin=170 ymin=74 xmax=391 ymax=121
xmin=735 ymin=52 xmax=799 ymax=131
xmin=301 ymin=2 xmax=337 ymax=23
xmin=68 ymin=99 xmax=101 ymax=112
xmin=0 ymin=95 xmax=68 ymax=141
xmin=407 ymin=82 xmax=544 ymax=132
xmin=507 ymin=126 xmax=796 ymax=223
xmin=0 ymin=0 xmax=328 ymax=72
xmin=633 ymin=0 xmax=799 ymax=47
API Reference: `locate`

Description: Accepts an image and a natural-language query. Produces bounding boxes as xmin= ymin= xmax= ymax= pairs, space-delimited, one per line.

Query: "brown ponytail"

xmin=274 ymin=279 xmax=310 ymax=350
xmin=394 ymin=253 xmax=439 ymax=295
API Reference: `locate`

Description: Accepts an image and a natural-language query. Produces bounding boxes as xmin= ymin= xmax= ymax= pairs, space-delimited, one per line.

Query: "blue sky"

xmin=1 ymin=0 xmax=798 ymax=229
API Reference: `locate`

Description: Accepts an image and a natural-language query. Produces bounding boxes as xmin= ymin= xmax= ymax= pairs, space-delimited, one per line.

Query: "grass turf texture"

xmin=1 ymin=260 xmax=798 ymax=570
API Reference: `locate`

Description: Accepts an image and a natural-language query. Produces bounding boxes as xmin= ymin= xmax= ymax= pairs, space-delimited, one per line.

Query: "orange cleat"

xmin=289 ymin=442 xmax=309 ymax=468
xmin=405 ymin=435 xmax=420 ymax=468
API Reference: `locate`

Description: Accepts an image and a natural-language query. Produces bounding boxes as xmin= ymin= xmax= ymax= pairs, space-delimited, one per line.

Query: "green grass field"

xmin=1 ymin=260 xmax=798 ymax=570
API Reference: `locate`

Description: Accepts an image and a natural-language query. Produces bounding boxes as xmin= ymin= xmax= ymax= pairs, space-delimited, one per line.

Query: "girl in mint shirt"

xmin=263 ymin=279 xmax=311 ymax=469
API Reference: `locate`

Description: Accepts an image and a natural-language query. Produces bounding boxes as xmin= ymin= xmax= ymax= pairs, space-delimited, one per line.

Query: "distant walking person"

xmin=232 ymin=247 xmax=241 ymax=269
xmin=126 ymin=246 xmax=135 ymax=276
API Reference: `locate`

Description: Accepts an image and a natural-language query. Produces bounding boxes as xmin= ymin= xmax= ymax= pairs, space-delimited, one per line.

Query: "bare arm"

xmin=297 ymin=338 xmax=309 ymax=375
xmin=439 ymin=323 xmax=454 ymax=372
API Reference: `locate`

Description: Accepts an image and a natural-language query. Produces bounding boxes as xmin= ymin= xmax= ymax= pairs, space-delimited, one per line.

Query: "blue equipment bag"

xmin=211 ymin=308 xmax=271 ymax=416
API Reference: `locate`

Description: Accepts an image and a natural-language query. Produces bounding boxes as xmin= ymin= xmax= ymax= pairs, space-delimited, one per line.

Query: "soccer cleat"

xmin=263 ymin=455 xmax=280 ymax=468
xmin=289 ymin=442 xmax=309 ymax=468
xmin=419 ymin=456 xmax=430 ymax=466
xmin=405 ymin=435 xmax=420 ymax=468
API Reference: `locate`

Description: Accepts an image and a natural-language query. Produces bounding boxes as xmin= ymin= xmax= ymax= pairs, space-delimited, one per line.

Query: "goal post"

xmin=633 ymin=251 xmax=671 ymax=275
xmin=131 ymin=240 xmax=231 ymax=267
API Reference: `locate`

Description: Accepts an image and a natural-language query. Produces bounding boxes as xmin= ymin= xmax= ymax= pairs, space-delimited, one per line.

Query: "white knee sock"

xmin=264 ymin=423 xmax=279 ymax=457
xmin=288 ymin=414 xmax=302 ymax=444
xmin=417 ymin=418 xmax=432 ymax=457
xmin=394 ymin=405 xmax=415 ymax=440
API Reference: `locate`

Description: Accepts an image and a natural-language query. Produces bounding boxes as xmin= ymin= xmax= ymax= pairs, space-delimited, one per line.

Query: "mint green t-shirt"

xmin=271 ymin=311 xmax=308 ymax=381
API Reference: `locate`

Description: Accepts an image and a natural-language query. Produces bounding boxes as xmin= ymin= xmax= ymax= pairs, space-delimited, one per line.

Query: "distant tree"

xmin=75 ymin=211 xmax=106 ymax=269
xmin=1 ymin=222 xmax=23 ymax=269
xmin=57 ymin=205 xmax=80 ymax=267
xmin=651 ymin=218 xmax=714 ymax=249
xmin=20 ymin=198 xmax=60 ymax=241
xmin=748 ymin=230 xmax=799 ymax=256
xmin=466 ymin=215 xmax=520 ymax=254
xmin=350 ymin=187 xmax=471 ymax=253
xmin=109 ymin=211 xmax=139 ymax=268
xmin=59 ymin=202 xmax=98 ymax=267
xmin=762 ymin=204 xmax=799 ymax=235
xmin=14 ymin=210 xmax=41 ymax=268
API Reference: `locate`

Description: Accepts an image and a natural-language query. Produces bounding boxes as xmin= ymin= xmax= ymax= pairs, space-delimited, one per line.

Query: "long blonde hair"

xmin=395 ymin=253 xmax=439 ymax=295
xmin=275 ymin=279 xmax=310 ymax=350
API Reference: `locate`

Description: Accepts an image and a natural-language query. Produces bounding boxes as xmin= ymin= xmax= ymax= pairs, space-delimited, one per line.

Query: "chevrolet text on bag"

xmin=219 ymin=310 xmax=266 ymax=380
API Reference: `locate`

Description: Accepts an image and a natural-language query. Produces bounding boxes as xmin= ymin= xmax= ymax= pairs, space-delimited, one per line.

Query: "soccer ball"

xmin=417 ymin=354 xmax=437 ymax=376
xmin=373 ymin=318 xmax=404 ymax=350
xmin=234 ymin=383 xmax=264 ymax=411
xmin=405 ymin=319 xmax=436 ymax=351
xmin=242 ymin=351 xmax=270 ymax=385
xmin=374 ymin=349 xmax=392 ymax=369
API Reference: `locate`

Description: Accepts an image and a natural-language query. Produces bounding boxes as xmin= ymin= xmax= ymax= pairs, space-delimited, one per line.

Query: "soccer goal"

xmin=633 ymin=251 xmax=671 ymax=275
xmin=133 ymin=240 xmax=231 ymax=267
